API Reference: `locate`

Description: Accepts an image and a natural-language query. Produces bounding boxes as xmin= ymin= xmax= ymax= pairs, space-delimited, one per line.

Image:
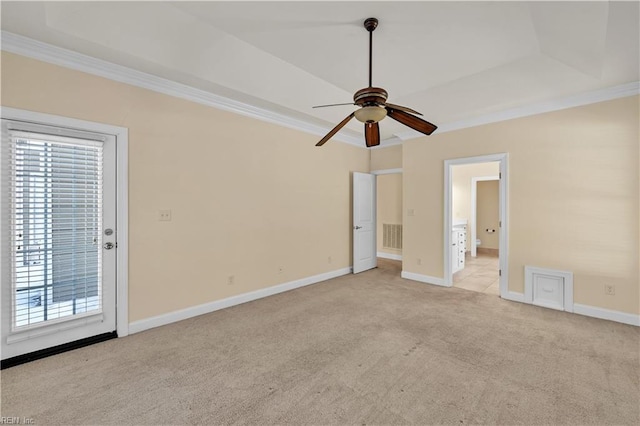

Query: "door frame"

xmin=444 ymin=153 xmax=508 ymax=297
xmin=1 ymin=107 xmax=129 ymax=338
xmin=470 ymin=175 xmax=499 ymax=257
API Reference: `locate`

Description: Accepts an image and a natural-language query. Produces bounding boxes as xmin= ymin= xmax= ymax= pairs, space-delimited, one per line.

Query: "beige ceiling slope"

xmin=1 ymin=1 xmax=638 ymax=146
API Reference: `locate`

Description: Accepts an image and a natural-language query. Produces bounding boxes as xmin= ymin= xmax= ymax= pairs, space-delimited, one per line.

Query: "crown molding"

xmin=1 ymin=31 xmax=364 ymax=147
xmin=371 ymin=135 xmax=404 ymax=149
xmin=395 ymin=80 xmax=640 ymax=140
xmin=3 ymin=32 xmax=638 ymax=147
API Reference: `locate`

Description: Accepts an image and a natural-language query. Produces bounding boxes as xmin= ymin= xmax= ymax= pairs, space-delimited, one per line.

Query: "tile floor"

xmin=453 ymin=253 xmax=500 ymax=295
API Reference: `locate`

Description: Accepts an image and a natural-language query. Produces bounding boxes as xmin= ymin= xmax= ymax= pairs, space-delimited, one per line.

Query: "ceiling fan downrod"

xmin=364 ymin=17 xmax=378 ymax=88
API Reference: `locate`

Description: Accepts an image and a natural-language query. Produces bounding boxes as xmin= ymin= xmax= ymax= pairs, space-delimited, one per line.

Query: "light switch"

xmin=407 ymin=209 xmax=415 ymax=216
xmin=158 ymin=210 xmax=172 ymax=221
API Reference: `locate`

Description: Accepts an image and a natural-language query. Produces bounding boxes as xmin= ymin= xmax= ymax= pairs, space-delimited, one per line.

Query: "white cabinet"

xmin=451 ymin=226 xmax=467 ymax=273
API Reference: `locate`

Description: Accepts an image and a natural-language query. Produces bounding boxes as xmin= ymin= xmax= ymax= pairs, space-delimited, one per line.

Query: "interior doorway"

xmin=444 ymin=154 xmax=508 ymax=297
xmin=372 ymin=168 xmax=402 ymax=274
xmin=455 ymin=172 xmax=500 ymax=294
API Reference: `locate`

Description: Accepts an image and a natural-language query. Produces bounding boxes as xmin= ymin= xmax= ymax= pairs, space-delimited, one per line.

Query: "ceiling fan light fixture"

xmin=354 ymin=106 xmax=387 ymax=123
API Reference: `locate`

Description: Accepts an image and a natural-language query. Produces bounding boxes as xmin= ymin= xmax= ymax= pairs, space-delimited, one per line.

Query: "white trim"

xmin=0 ymin=31 xmax=363 ymax=148
xmin=115 ymin=130 xmax=129 ymax=337
xmin=573 ymin=304 xmax=640 ymax=327
xmin=470 ymin=175 xmax=499 ymax=257
xmin=444 ymin=163 xmax=453 ymax=284
xmin=377 ymin=252 xmax=402 ymax=261
xmin=524 ymin=266 xmax=574 ymax=313
xmin=444 ymin=154 xmax=509 ymax=298
xmin=401 ymin=271 xmax=447 ymax=287
xmin=498 ymin=158 xmax=509 ymax=298
xmin=501 ymin=291 xmax=526 ymax=303
xmin=6 ymin=314 xmax=104 ymax=344
xmin=0 ymin=107 xmax=130 ymax=338
xmin=129 ymin=267 xmax=351 ymax=334
xmin=370 ymin=136 xmax=404 ymax=149
xmin=1 ymin=106 xmax=127 ymax=138
xmin=396 ymin=81 xmax=640 ymax=140
xmin=371 ymin=168 xmax=402 ymax=175
xmin=4 ymin=32 xmax=638 ymax=148
xmin=502 ymin=291 xmax=638 ymax=327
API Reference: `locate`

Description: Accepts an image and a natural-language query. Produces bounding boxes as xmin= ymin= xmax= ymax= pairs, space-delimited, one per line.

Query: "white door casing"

xmin=1 ymin=108 xmax=128 ymax=360
xmin=353 ymin=172 xmax=376 ymax=274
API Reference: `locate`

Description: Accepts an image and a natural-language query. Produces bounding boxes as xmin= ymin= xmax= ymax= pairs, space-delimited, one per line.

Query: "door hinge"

xmin=499 ymin=172 xmax=502 ymax=179
xmin=499 ymin=269 xmax=502 ymax=276
xmin=499 ymin=221 xmax=502 ymax=227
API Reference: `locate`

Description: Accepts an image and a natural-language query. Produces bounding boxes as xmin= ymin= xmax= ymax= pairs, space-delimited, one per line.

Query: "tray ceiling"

xmin=2 ymin=1 xmax=638 ymax=145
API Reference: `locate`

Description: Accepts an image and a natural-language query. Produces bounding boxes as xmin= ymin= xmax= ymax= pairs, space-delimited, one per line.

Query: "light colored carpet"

xmin=1 ymin=259 xmax=639 ymax=425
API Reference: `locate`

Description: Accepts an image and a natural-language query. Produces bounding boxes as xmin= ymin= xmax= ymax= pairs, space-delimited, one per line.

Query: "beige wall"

xmin=376 ymin=173 xmax=403 ymax=257
xmin=403 ymin=96 xmax=639 ymax=315
xmin=1 ymin=52 xmax=370 ymax=322
xmin=371 ymin=145 xmax=402 ymax=170
xmin=3 ymin=51 xmax=638 ymax=320
xmin=452 ymin=162 xmax=500 ymax=250
xmin=476 ymin=180 xmax=499 ymax=250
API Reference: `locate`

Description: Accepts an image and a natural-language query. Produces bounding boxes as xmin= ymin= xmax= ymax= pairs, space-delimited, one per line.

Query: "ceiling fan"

xmin=314 ymin=17 xmax=437 ymax=148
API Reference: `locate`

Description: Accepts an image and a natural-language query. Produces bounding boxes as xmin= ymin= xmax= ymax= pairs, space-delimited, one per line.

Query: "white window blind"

xmin=9 ymin=130 xmax=104 ymax=331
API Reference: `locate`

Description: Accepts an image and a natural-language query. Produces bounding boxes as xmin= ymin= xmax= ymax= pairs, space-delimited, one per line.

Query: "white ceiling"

xmin=2 ymin=1 xmax=639 ymax=145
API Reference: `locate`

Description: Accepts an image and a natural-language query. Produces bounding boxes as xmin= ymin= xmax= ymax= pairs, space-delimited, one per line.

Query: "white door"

xmin=1 ymin=119 xmax=117 ymax=360
xmin=353 ymin=172 xmax=377 ymax=274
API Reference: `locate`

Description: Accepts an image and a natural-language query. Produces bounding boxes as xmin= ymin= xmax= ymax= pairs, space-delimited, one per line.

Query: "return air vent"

xmin=382 ymin=224 xmax=403 ymax=249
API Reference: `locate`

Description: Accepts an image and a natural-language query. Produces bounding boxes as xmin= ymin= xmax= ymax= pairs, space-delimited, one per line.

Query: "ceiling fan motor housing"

xmin=353 ymin=87 xmax=388 ymax=106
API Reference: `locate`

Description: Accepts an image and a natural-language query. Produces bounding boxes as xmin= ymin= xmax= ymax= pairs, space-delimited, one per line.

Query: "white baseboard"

xmin=573 ymin=303 xmax=640 ymax=327
xmin=501 ymin=291 xmax=526 ymax=303
xmin=500 ymin=291 xmax=638 ymax=326
xmin=129 ymin=267 xmax=352 ymax=334
xmin=401 ymin=271 xmax=448 ymax=287
xmin=377 ymin=252 xmax=402 ymax=261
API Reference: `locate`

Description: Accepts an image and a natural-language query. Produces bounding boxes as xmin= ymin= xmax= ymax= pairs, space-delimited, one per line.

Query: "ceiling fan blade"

xmin=315 ymin=112 xmax=355 ymax=146
xmin=312 ymin=102 xmax=356 ymax=109
xmin=384 ymin=103 xmax=423 ymax=116
xmin=365 ymin=122 xmax=380 ymax=147
xmin=386 ymin=108 xmax=437 ymax=136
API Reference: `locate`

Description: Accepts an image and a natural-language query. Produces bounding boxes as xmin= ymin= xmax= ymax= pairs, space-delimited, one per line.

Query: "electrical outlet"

xmin=278 ymin=267 xmax=284 ymax=274
xmin=417 ymin=258 xmax=422 ymax=265
xmin=158 ymin=210 xmax=172 ymax=221
xmin=227 ymin=275 xmax=234 ymax=285
xmin=604 ymin=284 xmax=615 ymax=296
xmin=328 ymin=256 xmax=332 ymax=264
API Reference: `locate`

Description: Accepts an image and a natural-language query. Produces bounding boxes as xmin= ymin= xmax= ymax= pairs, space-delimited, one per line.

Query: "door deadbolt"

xmin=103 ymin=242 xmax=115 ymax=250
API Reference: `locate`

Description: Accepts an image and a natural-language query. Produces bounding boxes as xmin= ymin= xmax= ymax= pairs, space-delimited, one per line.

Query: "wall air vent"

xmin=382 ymin=224 xmax=403 ymax=249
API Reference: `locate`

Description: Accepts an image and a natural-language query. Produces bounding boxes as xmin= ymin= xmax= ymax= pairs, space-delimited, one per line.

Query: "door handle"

xmin=103 ymin=242 xmax=115 ymax=250
xmin=354 ymin=226 xmax=362 ymax=230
